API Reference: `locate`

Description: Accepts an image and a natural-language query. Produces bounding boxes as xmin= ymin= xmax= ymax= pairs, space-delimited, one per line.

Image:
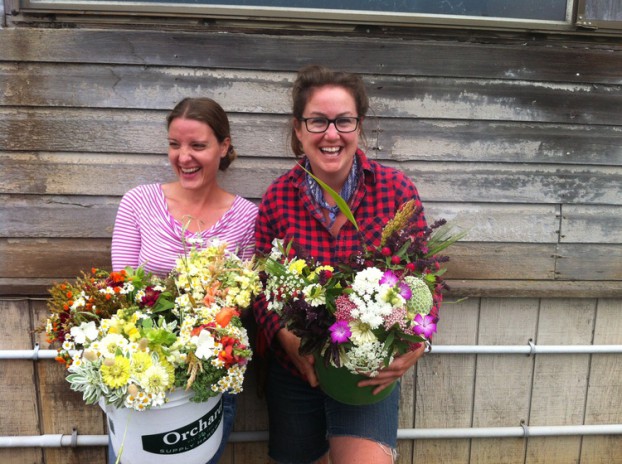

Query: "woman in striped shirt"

xmin=110 ymin=97 xmax=258 ymax=464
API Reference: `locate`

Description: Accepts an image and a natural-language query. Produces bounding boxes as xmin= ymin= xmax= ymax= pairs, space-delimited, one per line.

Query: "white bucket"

xmin=101 ymin=390 xmax=223 ymax=464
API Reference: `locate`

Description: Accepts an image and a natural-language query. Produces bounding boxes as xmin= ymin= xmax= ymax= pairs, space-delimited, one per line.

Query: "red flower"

xmin=381 ymin=247 xmax=392 ymax=257
xmin=391 ymin=255 xmax=401 ymax=265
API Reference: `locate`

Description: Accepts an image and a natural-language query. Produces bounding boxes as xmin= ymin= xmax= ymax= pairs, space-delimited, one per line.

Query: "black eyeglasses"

xmin=300 ymin=116 xmax=360 ymax=133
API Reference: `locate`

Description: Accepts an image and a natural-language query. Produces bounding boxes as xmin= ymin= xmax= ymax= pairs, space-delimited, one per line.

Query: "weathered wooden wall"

xmin=0 ymin=16 xmax=621 ymax=464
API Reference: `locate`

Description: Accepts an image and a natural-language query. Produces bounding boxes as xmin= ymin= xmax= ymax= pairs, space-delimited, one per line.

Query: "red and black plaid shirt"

xmin=253 ymin=150 xmax=427 ymax=377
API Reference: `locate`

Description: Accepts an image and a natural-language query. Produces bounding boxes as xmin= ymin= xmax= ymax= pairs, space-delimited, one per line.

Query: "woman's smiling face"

xmin=294 ymin=85 xmax=361 ymax=189
xmin=167 ymin=117 xmax=229 ymax=191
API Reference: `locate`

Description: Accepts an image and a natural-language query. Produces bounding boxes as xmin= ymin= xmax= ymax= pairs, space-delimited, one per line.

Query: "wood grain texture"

xmin=580 ymin=299 xmax=622 ymax=464
xmin=3 ymin=151 xmax=621 ymax=205
xmin=3 ymin=63 xmax=622 ymax=125
xmin=413 ymin=298 xmax=480 ymax=464
xmin=526 ymin=299 xmax=596 ymax=464
xmin=469 ymin=298 xmax=539 ymax=463
xmin=1 ymin=28 xmax=622 ymax=84
xmin=0 ymin=300 xmax=42 ymax=463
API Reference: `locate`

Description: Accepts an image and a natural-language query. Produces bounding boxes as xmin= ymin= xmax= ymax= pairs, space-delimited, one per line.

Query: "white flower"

xmin=191 ymin=329 xmax=216 ymax=360
xmin=70 ymin=292 xmax=87 ymax=311
xmin=303 ymin=283 xmax=326 ymax=307
xmin=99 ymin=333 xmax=129 ymax=358
xmin=70 ymin=321 xmax=99 ymax=345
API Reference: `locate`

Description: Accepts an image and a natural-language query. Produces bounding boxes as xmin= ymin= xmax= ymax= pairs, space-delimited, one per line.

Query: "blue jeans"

xmin=266 ymin=359 xmax=400 ymax=464
xmin=108 ymin=393 xmax=237 ymax=464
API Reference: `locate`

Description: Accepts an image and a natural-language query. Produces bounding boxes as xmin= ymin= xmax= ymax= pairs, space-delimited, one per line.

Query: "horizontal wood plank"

xmin=1 ymin=196 xmax=561 ymax=243
xmin=2 ymin=109 xmax=621 ymax=166
xmin=0 ymin=195 xmax=119 ymax=238
xmin=2 ymin=64 xmax=622 ymax=125
xmin=1 ymin=28 xmax=622 ymax=84
xmin=0 ymin=238 xmax=111 ymax=279
xmin=2 ymin=154 xmax=621 ymax=204
xmin=561 ymin=205 xmax=622 ymax=244
xmin=0 ymin=239 xmax=562 ymax=280
xmin=556 ymin=244 xmax=622 ymax=280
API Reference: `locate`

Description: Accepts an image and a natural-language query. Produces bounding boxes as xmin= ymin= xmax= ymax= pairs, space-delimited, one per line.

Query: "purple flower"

xmin=380 ymin=270 xmax=398 ymax=286
xmin=413 ymin=313 xmax=437 ymax=339
xmin=398 ymin=282 xmax=412 ymax=300
xmin=329 ymin=320 xmax=352 ymax=344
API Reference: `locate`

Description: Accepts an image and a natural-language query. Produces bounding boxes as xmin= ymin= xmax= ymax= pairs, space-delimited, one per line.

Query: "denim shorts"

xmin=266 ymin=359 xmax=400 ymax=464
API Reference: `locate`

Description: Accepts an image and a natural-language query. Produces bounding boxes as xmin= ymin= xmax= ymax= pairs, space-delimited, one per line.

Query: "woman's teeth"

xmin=321 ymin=147 xmax=340 ymax=155
xmin=181 ymin=167 xmax=200 ymax=174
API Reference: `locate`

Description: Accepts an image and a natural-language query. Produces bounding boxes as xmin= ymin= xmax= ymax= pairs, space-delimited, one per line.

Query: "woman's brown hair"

xmin=290 ymin=65 xmax=369 ymax=157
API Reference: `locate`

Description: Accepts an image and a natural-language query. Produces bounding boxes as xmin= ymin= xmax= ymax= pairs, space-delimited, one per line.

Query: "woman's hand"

xmin=277 ymin=328 xmax=319 ymax=387
xmin=357 ymin=343 xmax=427 ymax=395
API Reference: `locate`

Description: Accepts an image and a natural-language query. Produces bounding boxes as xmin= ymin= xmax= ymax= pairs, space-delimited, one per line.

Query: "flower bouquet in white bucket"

xmin=41 ymin=240 xmax=261 ymax=463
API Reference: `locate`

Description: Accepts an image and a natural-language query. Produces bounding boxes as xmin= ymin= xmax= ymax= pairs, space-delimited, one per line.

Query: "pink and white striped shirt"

xmin=111 ymin=184 xmax=258 ymax=277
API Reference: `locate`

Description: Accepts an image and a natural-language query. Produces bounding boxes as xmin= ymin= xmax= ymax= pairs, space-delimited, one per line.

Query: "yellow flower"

xmin=101 ymin=355 xmax=131 ymax=388
xmin=288 ymin=259 xmax=307 ymax=275
xmin=138 ymin=363 xmax=170 ymax=394
xmin=123 ymin=322 xmax=141 ymax=341
xmin=131 ymin=351 xmax=153 ymax=375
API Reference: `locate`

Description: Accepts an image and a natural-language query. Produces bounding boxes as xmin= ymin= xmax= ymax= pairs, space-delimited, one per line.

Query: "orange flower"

xmin=202 ymin=282 xmax=221 ymax=307
xmin=110 ymin=271 xmax=125 ymax=283
xmin=66 ymin=291 xmax=73 ymax=299
xmin=215 ymin=307 xmax=239 ymax=328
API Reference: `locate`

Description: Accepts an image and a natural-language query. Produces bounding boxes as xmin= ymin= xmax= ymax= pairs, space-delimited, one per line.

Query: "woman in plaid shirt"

xmin=254 ymin=66 xmax=429 ymax=464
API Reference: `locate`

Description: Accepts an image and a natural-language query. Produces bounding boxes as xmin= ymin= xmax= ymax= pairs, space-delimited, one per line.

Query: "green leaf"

xmin=426 ymin=225 xmax=468 ymax=257
xmin=300 ymin=165 xmax=359 ymax=231
xmin=398 ymin=332 xmax=426 ymax=344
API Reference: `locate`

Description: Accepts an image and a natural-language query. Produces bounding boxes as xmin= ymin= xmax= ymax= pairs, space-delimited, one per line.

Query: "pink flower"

xmin=335 ymin=295 xmax=356 ymax=321
xmin=413 ymin=313 xmax=437 ymax=339
xmin=384 ymin=307 xmax=407 ymax=331
xmin=380 ymin=270 xmax=398 ymax=286
xmin=399 ymin=282 xmax=412 ymax=300
xmin=329 ymin=321 xmax=351 ymax=344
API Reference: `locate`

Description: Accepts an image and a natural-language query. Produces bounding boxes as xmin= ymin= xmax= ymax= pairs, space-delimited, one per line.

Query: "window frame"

xmin=8 ymin=0 xmax=622 ymax=34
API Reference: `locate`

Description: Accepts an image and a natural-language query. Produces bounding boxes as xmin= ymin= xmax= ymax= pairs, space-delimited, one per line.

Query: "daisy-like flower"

xmin=130 ymin=351 xmax=153 ymax=375
xmin=303 ymin=283 xmax=326 ymax=307
xmin=138 ymin=363 xmax=170 ymax=394
xmin=349 ymin=320 xmax=376 ymax=345
xmin=99 ymin=333 xmax=129 ymax=358
xmin=101 ymin=355 xmax=131 ymax=388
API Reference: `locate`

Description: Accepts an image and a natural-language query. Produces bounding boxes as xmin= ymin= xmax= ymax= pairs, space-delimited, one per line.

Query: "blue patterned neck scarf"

xmin=305 ymin=156 xmax=359 ymax=229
